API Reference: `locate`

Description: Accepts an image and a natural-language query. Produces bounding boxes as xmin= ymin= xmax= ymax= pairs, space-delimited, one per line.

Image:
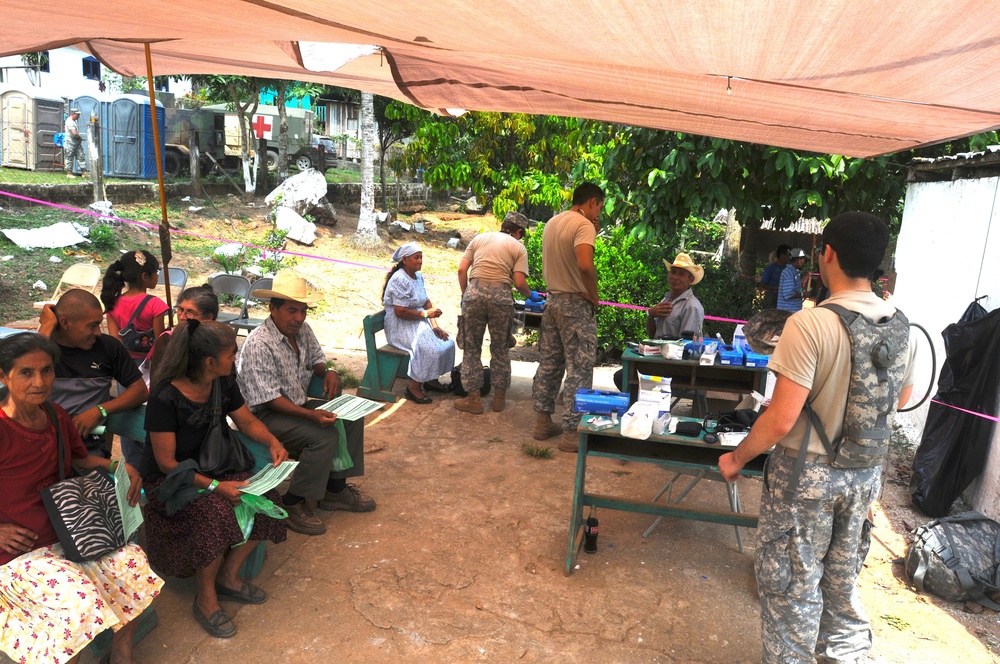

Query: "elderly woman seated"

xmin=0 ymin=332 xmax=162 ymax=664
xmin=382 ymin=242 xmax=456 ymax=403
xmin=142 ymin=320 xmax=288 ymax=639
xmin=144 ymin=284 xmax=220 ymax=383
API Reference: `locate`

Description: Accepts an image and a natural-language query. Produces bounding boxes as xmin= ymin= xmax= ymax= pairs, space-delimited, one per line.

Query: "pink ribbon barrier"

xmin=930 ymin=399 xmax=1000 ymax=424
xmin=0 ymin=189 xmax=749 ymax=324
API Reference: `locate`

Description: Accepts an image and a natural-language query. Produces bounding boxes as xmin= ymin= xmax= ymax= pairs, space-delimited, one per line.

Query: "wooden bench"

xmin=357 ymin=310 xmax=410 ymax=403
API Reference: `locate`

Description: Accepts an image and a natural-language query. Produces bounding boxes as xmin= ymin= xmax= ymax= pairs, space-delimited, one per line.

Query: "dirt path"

xmin=6 ymin=199 xmax=994 ymax=662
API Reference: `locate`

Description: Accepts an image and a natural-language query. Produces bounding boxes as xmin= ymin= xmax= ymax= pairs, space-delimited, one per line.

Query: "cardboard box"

xmin=741 ymin=342 xmax=770 ymax=368
xmin=637 ymin=372 xmax=672 ymax=413
xmin=574 ymin=389 xmax=630 ymax=415
xmin=718 ymin=343 xmax=745 ymax=366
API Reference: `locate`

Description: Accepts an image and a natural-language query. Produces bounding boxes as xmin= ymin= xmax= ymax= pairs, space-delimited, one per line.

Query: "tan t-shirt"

xmin=768 ymin=290 xmax=917 ymax=454
xmin=462 ymin=231 xmax=528 ymax=283
xmin=541 ymin=210 xmax=597 ymax=295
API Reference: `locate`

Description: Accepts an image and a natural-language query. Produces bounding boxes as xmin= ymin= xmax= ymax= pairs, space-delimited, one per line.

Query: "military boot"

xmin=492 ymin=389 xmax=506 ymax=412
xmin=454 ymin=392 xmax=484 ymax=414
xmin=558 ymin=430 xmax=579 ymax=453
xmin=532 ymin=412 xmax=562 ymax=440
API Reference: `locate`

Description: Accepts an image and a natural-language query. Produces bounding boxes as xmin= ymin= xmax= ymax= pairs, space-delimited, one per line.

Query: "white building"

xmin=0 ymin=46 xmax=190 ymax=102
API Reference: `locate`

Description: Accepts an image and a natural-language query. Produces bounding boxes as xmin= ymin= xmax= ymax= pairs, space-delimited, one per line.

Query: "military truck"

xmin=204 ymin=103 xmax=313 ymax=171
xmin=162 ymin=107 xmax=227 ymax=177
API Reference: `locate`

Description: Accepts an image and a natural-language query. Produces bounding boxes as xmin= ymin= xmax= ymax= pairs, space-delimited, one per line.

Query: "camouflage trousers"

xmin=755 ymin=451 xmax=881 ymax=664
xmin=64 ymin=137 xmax=85 ymax=175
xmin=460 ymin=281 xmax=515 ymax=392
xmin=531 ymin=293 xmax=596 ymax=432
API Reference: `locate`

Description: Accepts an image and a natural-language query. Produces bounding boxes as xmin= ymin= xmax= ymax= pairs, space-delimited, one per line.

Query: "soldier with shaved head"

xmin=38 ymin=289 xmax=148 ymax=458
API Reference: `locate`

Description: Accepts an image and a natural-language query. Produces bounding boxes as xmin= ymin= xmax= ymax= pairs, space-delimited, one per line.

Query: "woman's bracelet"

xmin=109 ymin=459 xmax=118 ymax=473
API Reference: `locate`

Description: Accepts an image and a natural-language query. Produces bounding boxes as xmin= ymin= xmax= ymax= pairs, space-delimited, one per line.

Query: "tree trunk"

xmin=350 ymin=92 xmax=383 ymax=250
xmin=722 ymin=208 xmax=740 ymax=269
xmin=379 ymin=144 xmax=387 ymax=212
xmin=277 ymin=86 xmax=289 ymax=184
xmin=227 ymin=82 xmax=255 ymax=199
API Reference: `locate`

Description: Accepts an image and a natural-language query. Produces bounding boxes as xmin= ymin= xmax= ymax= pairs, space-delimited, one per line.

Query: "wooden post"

xmin=87 ymin=118 xmax=106 ymax=203
xmin=255 ymin=137 xmax=268 ymax=197
xmin=189 ymin=130 xmax=202 ymax=198
xmin=395 ymin=167 xmax=401 ymax=211
xmin=318 ymin=144 xmax=326 ymax=173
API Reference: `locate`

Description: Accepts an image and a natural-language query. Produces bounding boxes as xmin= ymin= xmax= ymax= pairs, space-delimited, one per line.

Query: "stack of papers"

xmin=240 ymin=461 xmax=300 ymax=496
xmin=315 ymin=394 xmax=385 ymax=421
xmin=113 ymin=460 xmax=144 ymax=540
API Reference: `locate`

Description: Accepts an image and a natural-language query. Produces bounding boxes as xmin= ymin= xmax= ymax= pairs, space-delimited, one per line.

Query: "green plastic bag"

xmin=331 ymin=419 xmax=354 ymax=472
xmin=232 ymin=494 xmax=288 ymax=544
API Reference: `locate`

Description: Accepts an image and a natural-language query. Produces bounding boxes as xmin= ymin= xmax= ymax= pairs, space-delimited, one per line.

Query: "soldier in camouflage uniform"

xmin=530 ymin=183 xmax=603 ymax=453
xmin=719 ymin=212 xmax=917 ymax=663
xmin=454 ymin=212 xmax=534 ymax=414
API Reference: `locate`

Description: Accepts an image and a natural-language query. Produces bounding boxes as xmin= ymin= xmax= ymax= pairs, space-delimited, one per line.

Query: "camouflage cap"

xmin=743 ymin=308 xmax=793 ymax=355
xmin=503 ymin=211 xmax=530 ymax=229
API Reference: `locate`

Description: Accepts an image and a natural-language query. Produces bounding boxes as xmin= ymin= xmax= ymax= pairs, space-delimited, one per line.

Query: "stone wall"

xmin=324 ymin=182 xmax=434 ymax=208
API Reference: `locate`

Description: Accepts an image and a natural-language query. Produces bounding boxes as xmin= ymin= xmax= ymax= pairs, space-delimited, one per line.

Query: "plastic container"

xmin=718 ymin=343 xmax=745 ymax=366
xmin=574 ymin=389 xmax=630 ymax=415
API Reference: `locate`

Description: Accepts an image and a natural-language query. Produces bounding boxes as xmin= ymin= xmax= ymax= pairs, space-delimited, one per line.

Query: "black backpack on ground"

xmin=450 ymin=366 xmax=491 ymax=397
xmin=904 ymin=512 xmax=1000 ymax=610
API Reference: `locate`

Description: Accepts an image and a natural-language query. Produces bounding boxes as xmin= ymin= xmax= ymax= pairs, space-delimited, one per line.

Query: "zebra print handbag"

xmin=39 ymin=403 xmax=126 ymax=562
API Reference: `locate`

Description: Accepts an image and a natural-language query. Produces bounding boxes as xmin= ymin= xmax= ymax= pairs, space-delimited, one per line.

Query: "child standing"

xmin=102 ymin=250 xmax=170 ymax=362
xmin=101 ymin=250 xmax=169 ymax=468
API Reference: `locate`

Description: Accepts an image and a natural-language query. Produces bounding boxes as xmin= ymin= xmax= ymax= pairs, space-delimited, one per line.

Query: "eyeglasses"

xmin=175 ymin=306 xmax=204 ymax=319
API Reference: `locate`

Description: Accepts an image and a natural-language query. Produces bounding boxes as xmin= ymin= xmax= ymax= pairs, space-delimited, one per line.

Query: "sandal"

xmin=215 ymin=580 xmax=267 ymax=604
xmin=192 ymin=598 xmax=237 ymax=638
xmin=404 ymin=387 xmax=432 ymax=404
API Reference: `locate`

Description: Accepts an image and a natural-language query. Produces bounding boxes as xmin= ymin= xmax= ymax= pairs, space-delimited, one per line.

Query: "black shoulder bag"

xmin=118 ymin=294 xmax=156 ymax=354
xmin=39 ymin=403 xmax=126 ymax=562
xmin=197 ymin=379 xmax=254 ymax=476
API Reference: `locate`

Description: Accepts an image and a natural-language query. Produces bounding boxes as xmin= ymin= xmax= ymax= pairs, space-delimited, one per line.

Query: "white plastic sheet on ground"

xmin=1 ymin=222 xmax=91 ymax=250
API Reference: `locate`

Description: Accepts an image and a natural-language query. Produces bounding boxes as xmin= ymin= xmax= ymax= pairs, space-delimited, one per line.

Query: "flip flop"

xmin=192 ymin=598 xmax=237 ymax=638
xmin=404 ymin=387 xmax=432 ymax=404
xmin=215 ymin=580 xmax=267 ymax=604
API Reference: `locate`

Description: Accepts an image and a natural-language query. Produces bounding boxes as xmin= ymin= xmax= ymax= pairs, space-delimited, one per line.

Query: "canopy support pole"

xmin=144 ymin=43 xmax=175 ymax=328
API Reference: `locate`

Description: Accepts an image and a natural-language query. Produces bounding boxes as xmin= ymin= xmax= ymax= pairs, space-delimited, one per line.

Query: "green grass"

xmin=521 ymin=443 xmax=554 ymax=459
xmin=880 ymin=614 xmax=911 ymax=631
xmin=0 ymin=167 xmax=183 ymax=185
xmin=486 ymin=436 xmax=505 ymax=443
xmin=324 ymin=168 xmax=362 ymax=184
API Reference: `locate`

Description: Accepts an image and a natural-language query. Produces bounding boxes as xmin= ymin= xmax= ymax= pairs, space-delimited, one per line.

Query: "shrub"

xmin=89 ymin=223 xmax=117 ymax=250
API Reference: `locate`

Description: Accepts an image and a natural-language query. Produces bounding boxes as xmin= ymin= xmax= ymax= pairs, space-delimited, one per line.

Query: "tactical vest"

xmin=784 ymin=303 xmax=910 ymax=494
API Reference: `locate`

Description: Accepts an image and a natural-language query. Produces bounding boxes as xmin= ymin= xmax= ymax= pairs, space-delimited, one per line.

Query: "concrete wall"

xmin=325 ymin=182 xmax=433 ymax=208
xmin=893 ymin=177 xmax=1000 ymax=517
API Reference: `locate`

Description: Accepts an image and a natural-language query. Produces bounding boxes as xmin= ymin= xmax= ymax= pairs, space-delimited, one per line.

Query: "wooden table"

xmin=565 ymin=419 xmax=766 ymax=575
xmin=620 ymin=349 xmax=769 ymax=415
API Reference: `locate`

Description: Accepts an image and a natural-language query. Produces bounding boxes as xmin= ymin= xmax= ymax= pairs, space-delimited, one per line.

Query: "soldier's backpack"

xmin=784 ymin=303 xmax=910 ymax=494
xmin=905 ymin=512 xmax=1000 ymax=610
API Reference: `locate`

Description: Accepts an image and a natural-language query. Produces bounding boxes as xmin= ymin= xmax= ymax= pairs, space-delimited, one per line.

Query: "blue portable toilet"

xmin=106 ymin=95 xmax=164 ymax=179
xmin=71 ymin=93 xmax=112 ymax=175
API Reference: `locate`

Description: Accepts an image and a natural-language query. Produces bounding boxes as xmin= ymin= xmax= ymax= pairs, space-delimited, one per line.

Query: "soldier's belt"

xmin=775 ymin=444 xmax=832 ymax=465
xmin=470 ymin=279 xmax=511 ymax=289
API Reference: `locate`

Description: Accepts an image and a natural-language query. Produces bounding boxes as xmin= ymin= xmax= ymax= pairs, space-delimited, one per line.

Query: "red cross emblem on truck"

xmin=252 ymin=115 xmax=272 ymax=139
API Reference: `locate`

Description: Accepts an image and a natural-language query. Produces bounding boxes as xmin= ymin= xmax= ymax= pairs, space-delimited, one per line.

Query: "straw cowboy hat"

xmin=663 ymin=253 xmax=704 ymax=285
xmin=252 ymin=270 xmax=324 ymax=306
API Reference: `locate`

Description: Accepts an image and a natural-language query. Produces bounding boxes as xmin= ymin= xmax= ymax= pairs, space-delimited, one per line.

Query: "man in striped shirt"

xmin=777 ymin=248 xmax=808 ymax=312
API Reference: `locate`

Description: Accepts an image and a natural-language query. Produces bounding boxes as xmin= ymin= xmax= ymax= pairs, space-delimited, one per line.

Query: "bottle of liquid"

xmin=584 ymin=517 xmax=599 ymax=554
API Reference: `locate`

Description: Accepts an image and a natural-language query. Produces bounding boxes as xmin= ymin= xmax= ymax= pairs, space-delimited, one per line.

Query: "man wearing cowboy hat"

xmin=237 ymin=270 xmax=375 ymax=536
xmin=645 ymin=254 xmax=705 ymax=340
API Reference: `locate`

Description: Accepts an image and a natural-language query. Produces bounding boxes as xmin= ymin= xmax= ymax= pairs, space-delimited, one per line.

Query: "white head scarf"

xmin=392 ymin=242 xmax=422 ymax=263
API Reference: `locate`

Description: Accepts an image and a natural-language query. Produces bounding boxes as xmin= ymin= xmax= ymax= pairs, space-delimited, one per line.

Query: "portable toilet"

xmin=0 ymin=89 xmax=65 ymax=171
xmin=106 ymin=95 xmax=165 ymax=179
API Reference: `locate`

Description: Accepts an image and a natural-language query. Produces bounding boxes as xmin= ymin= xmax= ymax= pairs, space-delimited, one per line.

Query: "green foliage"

xmin=395 ymin=110 xmax=583 ymax=217
xmin=88 ymin=224 xmax=117 ymax=250
xmin=521 ymin=443 xmax=554 ymax=459
xmin=213 ymin=245 xmax=254 ymax=274
xmin=254 ymin=229 xmax=295 ymax=275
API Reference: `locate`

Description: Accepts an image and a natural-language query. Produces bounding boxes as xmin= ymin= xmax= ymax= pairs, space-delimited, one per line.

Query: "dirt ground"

xmin=3 ymin=197 xmax=997 ymax=662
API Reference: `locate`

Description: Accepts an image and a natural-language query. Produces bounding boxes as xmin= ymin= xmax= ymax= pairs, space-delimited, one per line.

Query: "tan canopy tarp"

xmin=7 ymin=1 xmax=1000 ymax=157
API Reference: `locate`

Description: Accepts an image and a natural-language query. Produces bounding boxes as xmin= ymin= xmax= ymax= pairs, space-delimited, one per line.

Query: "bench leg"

xmin=87 ymin=605 xmax=159 ymax=660
xmin=239 ymin=540 xmax=268 ymax=580
xmin=358 ymin=353 xmax=407 ymax=402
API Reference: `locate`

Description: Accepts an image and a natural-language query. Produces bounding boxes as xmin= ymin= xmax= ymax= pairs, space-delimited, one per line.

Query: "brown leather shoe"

xmin=532 ymin=412 xmax=562 ymax=440
xmin=318 ymin=484 xmax=377 ymax=512
xmin=558 ymin=430 xmax=579 ymax=453
xmin=284 ymin=501 xmax=326 ymax=535
xmin=454 ymin=392 xmax=483 ymax=414
xmin=492 ymin=389 xmax=506 ymax=412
